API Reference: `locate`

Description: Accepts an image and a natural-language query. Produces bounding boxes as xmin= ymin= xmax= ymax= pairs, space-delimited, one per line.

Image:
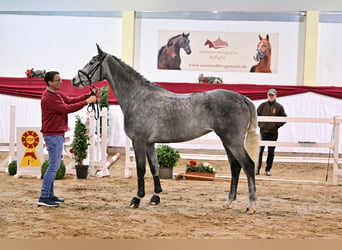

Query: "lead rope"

xmin=87 ymin=85 xmax=100 ymax=120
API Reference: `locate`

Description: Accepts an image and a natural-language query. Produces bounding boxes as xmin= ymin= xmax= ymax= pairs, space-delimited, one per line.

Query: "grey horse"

xmin=72 ymin=45 xmax=259 ymax=213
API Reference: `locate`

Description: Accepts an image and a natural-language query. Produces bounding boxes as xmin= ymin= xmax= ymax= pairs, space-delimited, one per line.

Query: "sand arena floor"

xmin=0 ymin=151 xmax=341 ymax=239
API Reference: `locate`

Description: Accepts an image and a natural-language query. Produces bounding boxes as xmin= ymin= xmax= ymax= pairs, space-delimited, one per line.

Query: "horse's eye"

xmin=89 ymin=61 xmax=94 ymax=65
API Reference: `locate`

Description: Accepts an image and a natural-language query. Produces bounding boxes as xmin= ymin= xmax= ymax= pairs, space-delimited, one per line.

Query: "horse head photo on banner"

xmin=73 ymin=44 xmax=259 ymax=214
xmin=250 ymin=34 xmax=272 ymax=73
xmin=157 ymin=32 xmax=192 ymax=70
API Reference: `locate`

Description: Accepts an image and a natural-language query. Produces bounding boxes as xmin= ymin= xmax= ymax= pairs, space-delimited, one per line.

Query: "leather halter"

xmin=77 ymin=53 xmax=107 ymax=88
xmin=77 ymin=53 xmax=107 ymax=120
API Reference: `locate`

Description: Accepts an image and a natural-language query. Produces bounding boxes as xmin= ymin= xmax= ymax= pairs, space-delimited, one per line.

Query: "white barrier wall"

xmin=3 ymin=92 xmax=341 ymax=154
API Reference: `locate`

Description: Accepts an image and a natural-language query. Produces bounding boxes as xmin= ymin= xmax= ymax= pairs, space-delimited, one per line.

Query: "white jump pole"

xmin=0 ymin=104 xmax=16 ymax=172
xmin=96 ymin=152 xmax=120 ymax=177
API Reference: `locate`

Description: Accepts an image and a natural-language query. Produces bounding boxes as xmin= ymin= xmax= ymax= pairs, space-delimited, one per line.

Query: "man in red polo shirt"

xmin=38 ymin=71 xmax=97 ymax=207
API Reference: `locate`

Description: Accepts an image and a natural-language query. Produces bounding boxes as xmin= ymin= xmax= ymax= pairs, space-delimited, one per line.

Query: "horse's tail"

xmin=243 ymin=96 xmax=260 ymax=168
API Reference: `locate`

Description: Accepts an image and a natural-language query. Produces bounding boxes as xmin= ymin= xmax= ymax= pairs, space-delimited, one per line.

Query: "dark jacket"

xmin=257 ymin=101 xmax=287 ymax=133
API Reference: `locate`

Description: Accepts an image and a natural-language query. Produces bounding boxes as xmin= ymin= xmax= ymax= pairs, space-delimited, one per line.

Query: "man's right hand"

xmin=86 ymin=95 xmax=97 ymax=104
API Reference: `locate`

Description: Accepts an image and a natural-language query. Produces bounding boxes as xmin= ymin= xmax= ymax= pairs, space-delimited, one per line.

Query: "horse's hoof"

xmin=149 ymin=194 xmax=160 ymax=205
xmin=223 ymin=200 xmax=233 ymax=209
xmin=129 ymin=197 xmax=141 ymax=208
xmin=246 ymin=207 xmax=256 ymax=214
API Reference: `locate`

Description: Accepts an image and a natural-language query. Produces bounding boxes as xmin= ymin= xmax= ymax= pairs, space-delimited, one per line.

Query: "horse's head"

xmin=253 ymin=34 xmax=271 ymax=61
xmin=72 ymin=44 xmax=107 ymax=88
xmin=180 ymin=32 xmax=192 ymax=55
xmin=204 ymin=39 xmax=214 ymax=48
xmin=167 ymin=33 xmax=192 ymax=55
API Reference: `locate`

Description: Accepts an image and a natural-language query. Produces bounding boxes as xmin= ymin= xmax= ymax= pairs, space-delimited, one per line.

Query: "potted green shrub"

xmin=71 ymin=115 xmax=91 ymax=179
xmin=156 ymin=144 xmax=180 ymax=179
xmin=8 ymin=160 xmax=17 ymax=175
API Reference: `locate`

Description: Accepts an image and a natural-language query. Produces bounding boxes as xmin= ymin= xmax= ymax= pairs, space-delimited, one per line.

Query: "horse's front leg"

xmin=146 ymin=143 xmax=162 ymax=205
xmin=129 ymin=141 xmax=146 ymax=208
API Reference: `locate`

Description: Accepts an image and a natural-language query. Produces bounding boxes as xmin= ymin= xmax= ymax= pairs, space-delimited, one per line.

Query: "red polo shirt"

xmin=41 ymin=88 xmax=89 ymax=136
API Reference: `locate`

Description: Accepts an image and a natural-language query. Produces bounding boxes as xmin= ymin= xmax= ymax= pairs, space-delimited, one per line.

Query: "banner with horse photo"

xmin=157 ymin=30 xmax=278 ymax=73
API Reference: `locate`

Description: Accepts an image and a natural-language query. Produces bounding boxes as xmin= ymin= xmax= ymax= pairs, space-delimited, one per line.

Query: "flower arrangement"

xmin=198 ymin=74 xmax=223 ymax=84
xmin=186 ymin=160 xmax=216 ymax=173
xmin=25 ymin=68 xmax=46 ymax=78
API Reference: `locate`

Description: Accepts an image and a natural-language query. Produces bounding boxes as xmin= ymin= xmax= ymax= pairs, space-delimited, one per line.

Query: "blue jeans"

xmin=40 ymin=135 xmax=64 ymax=198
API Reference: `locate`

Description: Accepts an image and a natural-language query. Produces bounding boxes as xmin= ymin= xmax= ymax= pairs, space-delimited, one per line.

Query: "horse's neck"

xmin=103 ymin=56 xmax=150 ymax=113
xmin=260 ymin=52 xmax=271 ymax=68
xmin=172 ymin=42 xmax=181 ymax=56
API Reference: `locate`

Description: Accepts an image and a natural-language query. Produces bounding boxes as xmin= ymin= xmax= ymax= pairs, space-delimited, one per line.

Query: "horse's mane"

xmin=110 ymin=54 xmax=165 ymax=90
xmin=167 ymin=34 xmax=182 ymax=47
xmin=157 ymin=45 xmax=166 ymax=58
xmin=157 ymin=33 xmax=183 ymax=57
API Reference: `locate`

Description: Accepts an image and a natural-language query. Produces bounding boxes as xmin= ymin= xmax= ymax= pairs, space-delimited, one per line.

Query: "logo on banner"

xmin=204 ymin=37 xmax=229 ymax=49
xmin=19 ymin=130 xmax=42 ymax=167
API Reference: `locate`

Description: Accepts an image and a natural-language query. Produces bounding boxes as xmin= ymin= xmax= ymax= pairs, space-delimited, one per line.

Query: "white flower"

xmin=203 ymin=162 xmax=210 ymax=167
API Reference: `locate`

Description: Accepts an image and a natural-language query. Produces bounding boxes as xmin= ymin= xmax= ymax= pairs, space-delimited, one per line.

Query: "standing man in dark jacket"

xmin=257 ymin=88 xmax=286 ymax=176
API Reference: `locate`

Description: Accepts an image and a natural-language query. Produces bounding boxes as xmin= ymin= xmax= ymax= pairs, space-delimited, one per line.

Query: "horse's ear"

xmin=96 ymin=43 xmax=104 ymax=56
xmin=258 ymin=34 xmax=262 ymax=41
xmin=183 ymin=32 xmax=190 ymax=38
xmin=266 ymin=34 xmax=269 ymax=41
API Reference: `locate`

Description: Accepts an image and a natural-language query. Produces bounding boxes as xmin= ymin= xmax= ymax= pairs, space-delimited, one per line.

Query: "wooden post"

xmin=303 ymin=11 xmax=319 ymax=86
xmin=121 ymin=11 xmax=136 ymax=178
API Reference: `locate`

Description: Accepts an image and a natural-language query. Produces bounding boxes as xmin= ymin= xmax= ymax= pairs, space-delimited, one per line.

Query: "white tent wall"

xmin=0 ymin=12 xmax=342 ymax=153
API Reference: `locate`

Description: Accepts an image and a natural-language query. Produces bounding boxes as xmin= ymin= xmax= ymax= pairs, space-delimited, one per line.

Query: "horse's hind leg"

xmin=223 ymin=148 xmax=241 ymax=209
xmin=146 ymin=143 xmax=162 ymax=205
xmin=224 ymin=144 xmax=257 ymax=214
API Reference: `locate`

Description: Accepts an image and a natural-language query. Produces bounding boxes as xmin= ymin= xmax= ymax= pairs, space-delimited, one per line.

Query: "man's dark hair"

xmin=44 ymin=71 xmax=60 ymax=85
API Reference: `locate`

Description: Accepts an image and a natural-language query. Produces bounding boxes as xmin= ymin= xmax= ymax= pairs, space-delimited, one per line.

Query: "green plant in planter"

xmin=156 ymin=144 xmax=180 ymax=169
xmin=41 ymin=159 xmax=66 ymax=179
xmin=99 ymin=86 xmax=109 ymax=133
xmin=8 ymin=160 xmax=17 ymax=175
xmin=99 ymin=86 xmax=109 ymax=110
xmin=71 ymin=115 xmax=91 ymax=166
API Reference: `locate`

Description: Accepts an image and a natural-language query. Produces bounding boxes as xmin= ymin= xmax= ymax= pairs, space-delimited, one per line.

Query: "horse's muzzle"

xmin=72 ymin=78 xmax=83 ymax=88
